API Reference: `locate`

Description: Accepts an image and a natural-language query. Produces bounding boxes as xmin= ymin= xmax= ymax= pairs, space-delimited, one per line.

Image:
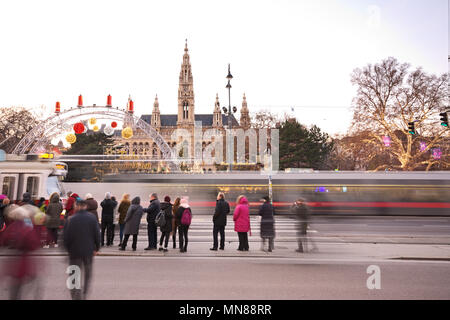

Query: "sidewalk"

xmin=2 ymin=240 xmax=450 ymax=262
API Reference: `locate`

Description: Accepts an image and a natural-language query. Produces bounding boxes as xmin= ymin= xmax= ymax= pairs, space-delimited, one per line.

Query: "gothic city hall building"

xmin=115 ymin=41 xmax=269 ymax=172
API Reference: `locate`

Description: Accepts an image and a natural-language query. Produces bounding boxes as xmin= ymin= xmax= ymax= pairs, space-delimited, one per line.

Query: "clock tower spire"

xmin=177 ymin=39 xmax=195 ymax=125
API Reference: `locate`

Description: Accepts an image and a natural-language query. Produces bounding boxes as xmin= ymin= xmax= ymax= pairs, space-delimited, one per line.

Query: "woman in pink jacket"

xmin=233 ymin=195 xmax=250 ymax=251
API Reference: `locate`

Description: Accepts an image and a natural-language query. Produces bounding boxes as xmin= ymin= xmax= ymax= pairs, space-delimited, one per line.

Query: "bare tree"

xmin=350 ymin=57 xmax=449 ymax=171
xmin=250 ymin=109 xmax=283 ymax=128
xmin=0 ymin=107 xmax=39 ymax=153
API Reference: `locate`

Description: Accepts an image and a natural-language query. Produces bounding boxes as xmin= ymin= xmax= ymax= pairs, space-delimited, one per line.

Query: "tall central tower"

xmin=177 ymin=39 xmax=195 ymax=125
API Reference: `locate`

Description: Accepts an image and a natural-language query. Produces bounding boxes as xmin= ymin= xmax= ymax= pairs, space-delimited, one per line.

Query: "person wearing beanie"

xmin=158 ymin=196 xmax=173 ymax=252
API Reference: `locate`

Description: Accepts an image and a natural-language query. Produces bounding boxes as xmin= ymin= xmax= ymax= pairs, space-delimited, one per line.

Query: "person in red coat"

xmin=65 ymin=192 xmax=79 ymax=219
xmin=233 ymin=195 xmax=250 ymax=251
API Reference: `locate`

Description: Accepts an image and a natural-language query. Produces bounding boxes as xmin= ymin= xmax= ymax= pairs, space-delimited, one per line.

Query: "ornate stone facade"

xmin=115 ymin=41 xmax=257 ymax=172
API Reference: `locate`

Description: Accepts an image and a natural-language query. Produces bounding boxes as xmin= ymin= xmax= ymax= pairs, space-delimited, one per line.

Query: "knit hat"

xmin=164 ymin=195 xmax=171 ymax=203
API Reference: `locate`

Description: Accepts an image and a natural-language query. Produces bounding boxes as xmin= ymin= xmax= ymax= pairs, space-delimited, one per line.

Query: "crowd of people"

xmin=0 ymin=190 xmax=316 ymax=299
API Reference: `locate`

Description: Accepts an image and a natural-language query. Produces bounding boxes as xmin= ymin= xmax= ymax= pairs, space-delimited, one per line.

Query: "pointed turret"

xmin=213 ymin=93 xmax=222 ymax=128
xmin=177 ymin=39 xmax=195 ymax=125
xmin=240 ymin=93 xmax=250 ymax=129
xmin=152 ymin=94 xmax=161 ymax=128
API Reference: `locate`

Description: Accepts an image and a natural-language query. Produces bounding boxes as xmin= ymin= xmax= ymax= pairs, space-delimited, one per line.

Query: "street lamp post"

xmin=222 ymin=64 xmax=237 ymax=172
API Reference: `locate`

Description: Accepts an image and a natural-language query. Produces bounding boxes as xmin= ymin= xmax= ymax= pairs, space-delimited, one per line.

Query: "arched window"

xmin=183 ymin=101 xmax=189 ymax=119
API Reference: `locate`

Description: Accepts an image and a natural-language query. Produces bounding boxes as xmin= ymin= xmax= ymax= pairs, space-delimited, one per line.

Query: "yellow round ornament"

xmin=93 ymin=125 xmax=99 ymax=132
xmin=66 ymin=133 xmax=76 ymax=144
xmin=89 ymin=117 xmax=97 ymax=125
xmin=121 ymin=127 xmax=133 ymax=139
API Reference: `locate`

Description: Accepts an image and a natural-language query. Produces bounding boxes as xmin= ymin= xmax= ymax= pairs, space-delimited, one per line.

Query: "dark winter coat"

xmin=45 ymin=193 xmax=63 ymax=229
xmin=63 ymin=210 xmax=101 ymax=259
xmin=86 ymin=198 xmax=99 ymax=222
xmin=291 ymin=203 xmax=309 ymax=235
xmin=144 ymin=199 xmax=160 ymax=225
xmin=118 ymin=200 xmax=131 ymax=225
xmin=123 ymin=197 xmax=143 ymax=235
xmin=100 ymin=198 xmax=118 ymax=224
xmin=213 ymin=199 xmax=230 ymax=227
xmin=159 ymin=201 xmax=173 ymax=233
xmin=258 ymin=201 xmax=275 ymax=238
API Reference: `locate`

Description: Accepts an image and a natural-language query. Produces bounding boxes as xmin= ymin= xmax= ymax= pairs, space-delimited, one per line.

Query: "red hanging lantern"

xmin=78 ymin=94 xmax=83 ymax=107
xmin=111 ymin=121 xmax=117 ymax=128
xmin=107 ymin=94 xmax=112 ymax=106
xmin=73 ymin=122 xmax=85 ymax=134
xmin=55 ymin=101 xmax=60 ymax=113
xmin=128 ymin=99 xmax=134 ymax=113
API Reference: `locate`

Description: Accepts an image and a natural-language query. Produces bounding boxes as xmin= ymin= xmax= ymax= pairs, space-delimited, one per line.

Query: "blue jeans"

xmin=119 ymin=224 xmax=125 ymax=243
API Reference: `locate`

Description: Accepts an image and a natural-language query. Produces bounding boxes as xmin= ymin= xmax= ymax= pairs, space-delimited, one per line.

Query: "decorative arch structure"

xmin=13 ymin=105 xmax=179 ymax=171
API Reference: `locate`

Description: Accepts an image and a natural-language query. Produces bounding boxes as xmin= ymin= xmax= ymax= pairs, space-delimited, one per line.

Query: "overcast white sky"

xmin=0 ymin=0 xmax=448 ymax=135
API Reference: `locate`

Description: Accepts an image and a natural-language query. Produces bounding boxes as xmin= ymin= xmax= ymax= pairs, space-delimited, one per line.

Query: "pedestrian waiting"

xmin=158 ymin=196 xmax=173 ymax=252
xmin=233 ymin=195 xmax=250 ymax=251
xmin=144 ymin=193 xmax=160 ymax=251
xmin=259 ymin=196 xmax=275 ymax=252
xmin=210 ymin=192 xmax=230 ymax=251
xmin=171 ymin=197 xmax=181 ymax=249
xmin=100 ymin=192 xmax=117 ymax=247
xmin=175 ymin=197 xmax=192 ymax=252
xmin=117 ymin=194 xmax=131 ymax=247
xmin=120 ymin=196 xmax=143 ymax=251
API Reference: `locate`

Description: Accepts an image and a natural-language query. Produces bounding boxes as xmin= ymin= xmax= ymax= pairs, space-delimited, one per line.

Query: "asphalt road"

xmin=1 ymin=256 xmax=449 ymax=300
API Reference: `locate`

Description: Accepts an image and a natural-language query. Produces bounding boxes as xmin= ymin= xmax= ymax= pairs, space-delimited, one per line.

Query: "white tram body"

xmin=0 ymin=154 xmax=67 ymax=201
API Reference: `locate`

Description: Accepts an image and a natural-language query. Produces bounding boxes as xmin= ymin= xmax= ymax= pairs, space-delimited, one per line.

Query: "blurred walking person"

xmin=45 ymin=192 xmax=63 ymax=248
xmin=158 ymin=196 xmax=173 ymax=252
xmin=117 ymin=194 xmax=131 ymax=247
xmin=120 ymin=196 xmax=143 ymax=251
xmin=100 ymin=192 xmax=117 ymax=246
xmin=175 ymin=197 xmax=192 ymax=252
xmin=0 ymin=195 xmax=10 ymax=232
xmin=291 ymin=198 xmax=317 ymax=253
xmin=233 ymin=195 xmax=250 ymax=251
xmin=259 ymin=196 xmax=275 ymax=252
xmin=210 ymin=192 xmax=230 ymax=251
xmin=111 ymin=196 xmax=118 ymax=244
xmin=1 ymin=205 xmax=41 ymax=299
xmin=85 ymin=193 xmax=99 ymax=223
xmin=144 ymin=193 xmax=160 ymax=250
xmin=63 ymin=199 xmax=101 ymax=300
xmin=171 ymin=197 xmax=181 ymax=248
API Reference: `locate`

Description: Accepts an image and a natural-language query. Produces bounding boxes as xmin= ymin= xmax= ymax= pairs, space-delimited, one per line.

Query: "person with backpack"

xmin=210 ymin=192 xmax=230 ymax=251
xmin=233 ymin=195 xmax=250 ymax=251
xmin=175 ymin=197 xmax=192 ymax=253
xmin=120 ymin=196 xmax=143 ymax=251
xmin=144 ymin=193 xmax=160 ymax=251
xmin=158 ymin=196 xmax=173 ymax=252
xmin=171 ymin=197 xmax=181 ymax=249
xmin=258 ymin=196 xmax=275 ymax=252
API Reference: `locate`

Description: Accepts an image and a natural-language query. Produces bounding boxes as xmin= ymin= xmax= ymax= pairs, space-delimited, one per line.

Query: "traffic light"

xmin=440 ymin=112 xmax=448 ymax=127
xmin=408 ymin=122 xmax=416 ymax=135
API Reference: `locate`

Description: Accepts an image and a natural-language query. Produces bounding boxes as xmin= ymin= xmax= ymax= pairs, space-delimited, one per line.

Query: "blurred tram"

xmin=0 ymin=154 xmax=68 ymax=202
xmin=103 ymin=171 xmax=450 ymax=216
